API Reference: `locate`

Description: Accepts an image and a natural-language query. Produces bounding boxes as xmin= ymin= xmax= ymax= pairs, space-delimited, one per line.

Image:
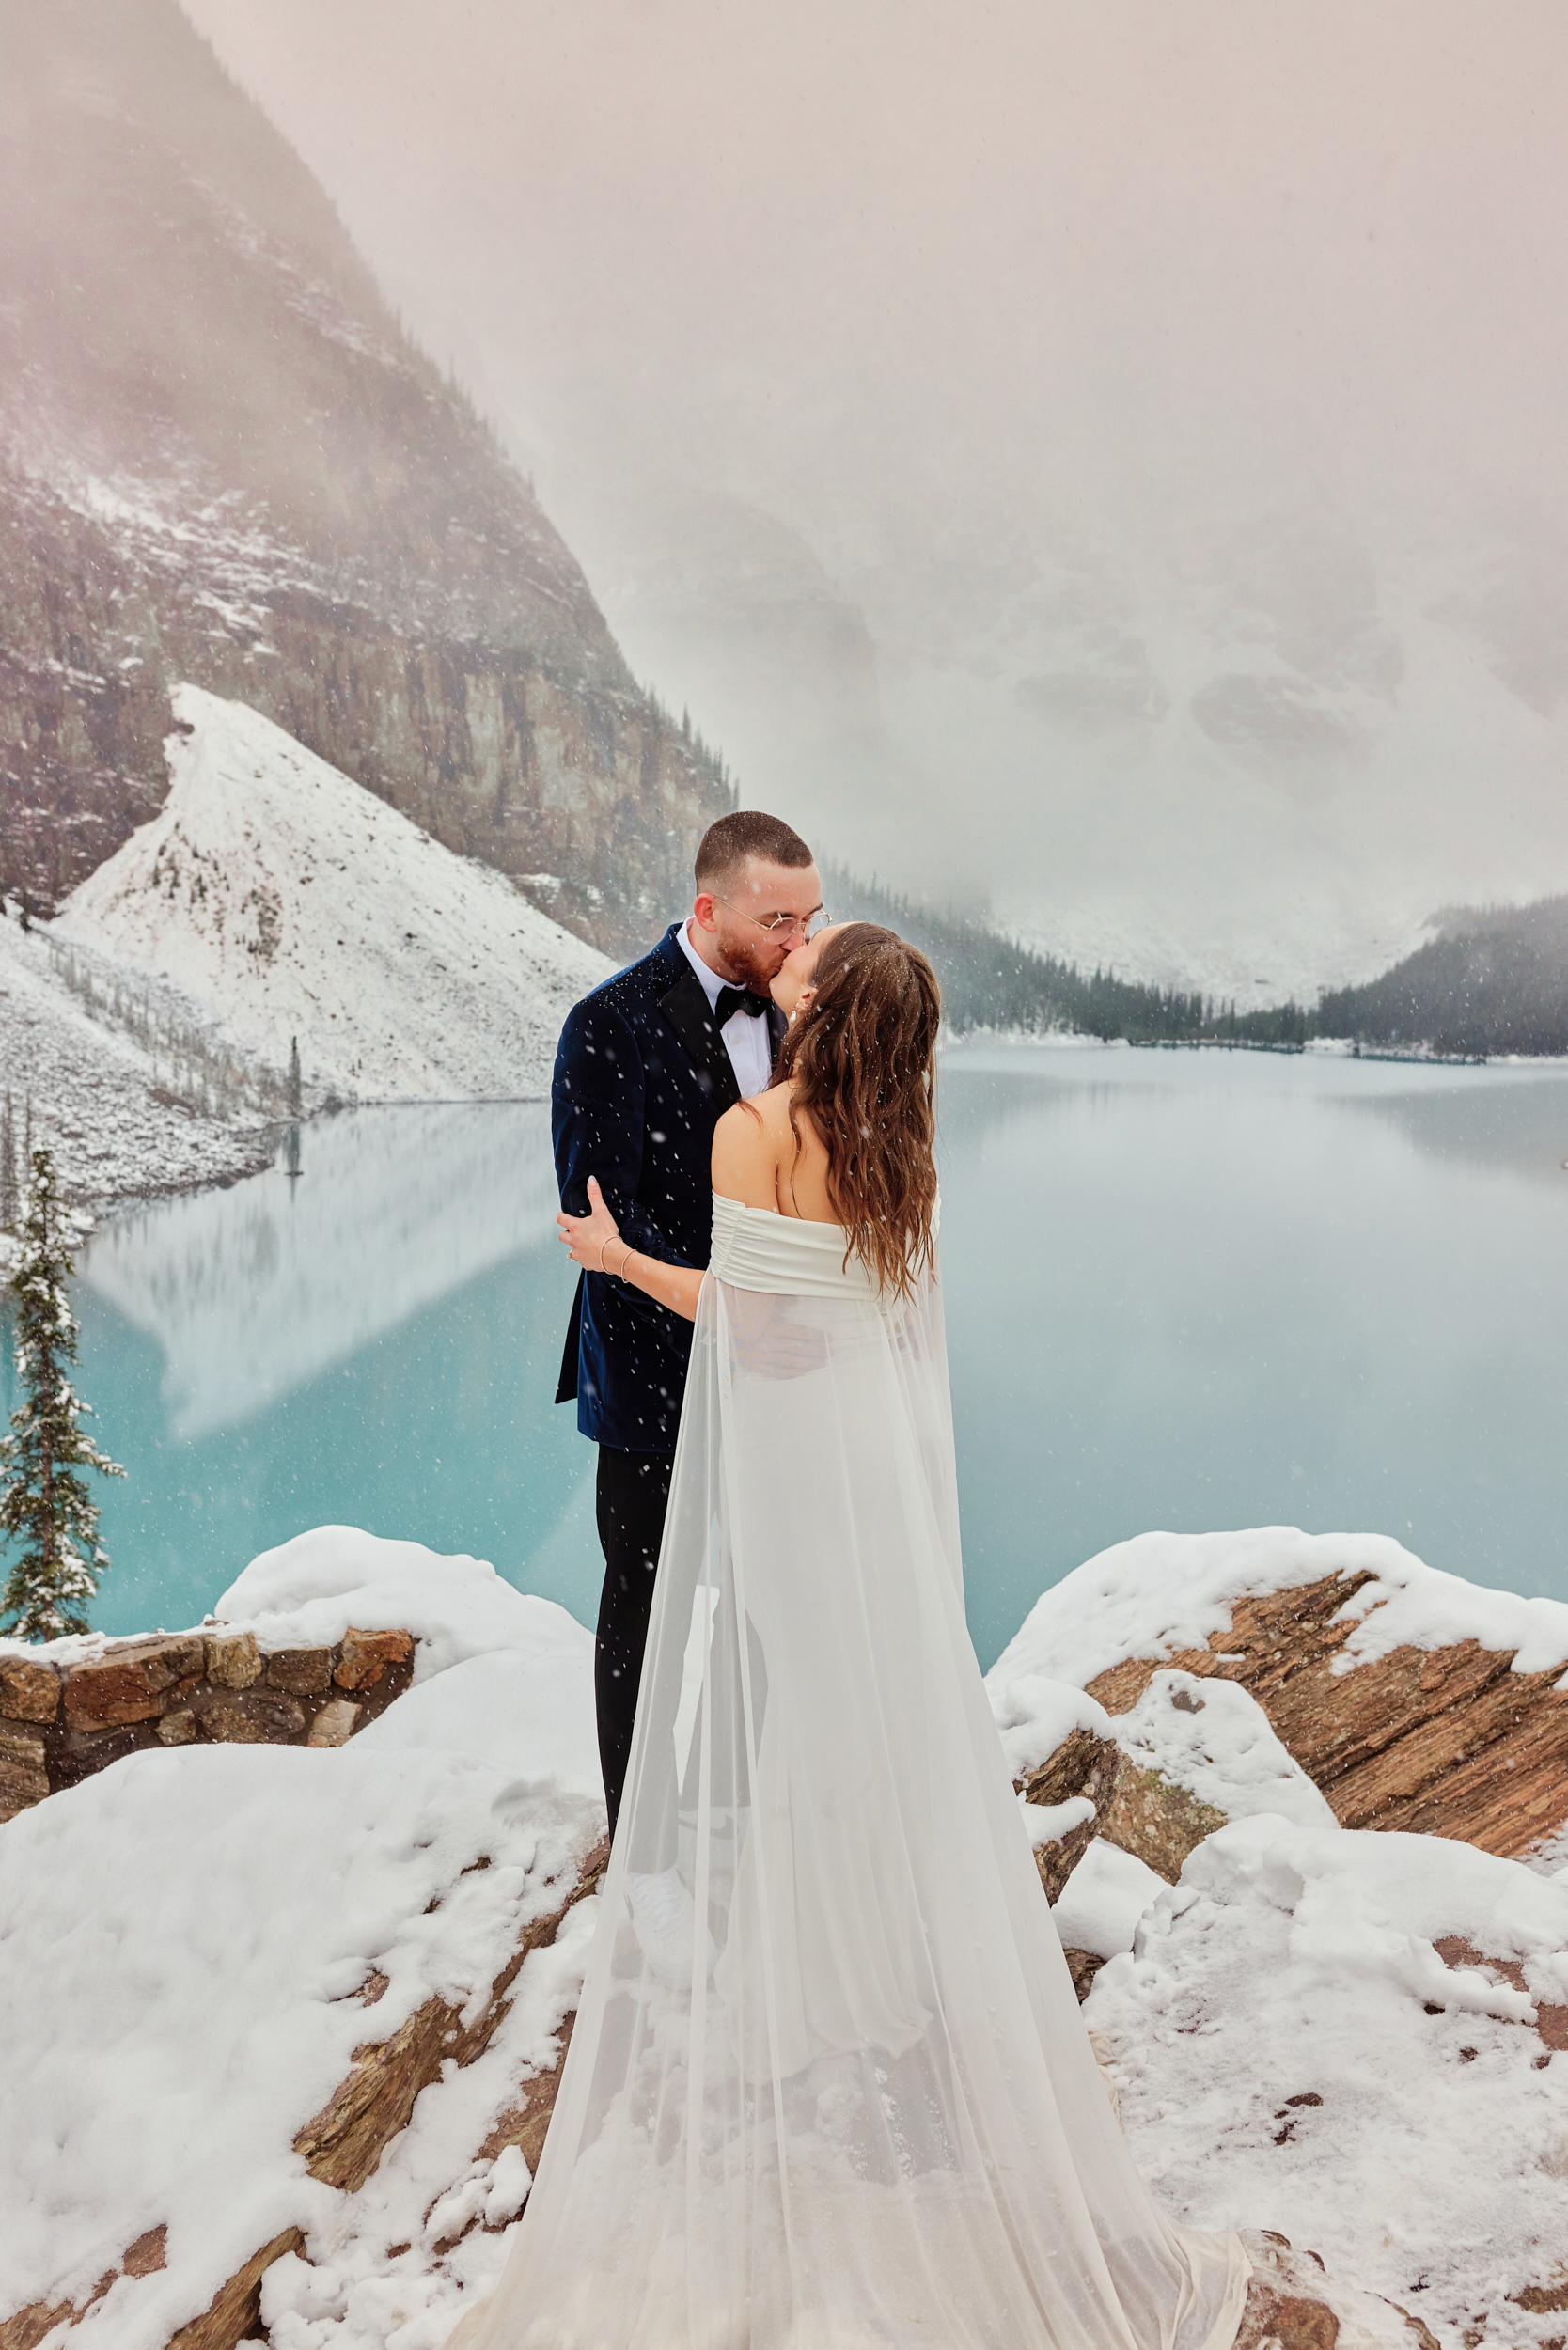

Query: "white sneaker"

xmin=625 ymin=1866 xmax=717 ymax=1990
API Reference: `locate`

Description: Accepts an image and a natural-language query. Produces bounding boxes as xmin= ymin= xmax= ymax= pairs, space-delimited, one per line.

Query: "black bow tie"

xmin=714 ymin=984 xmax=773 ymax=1025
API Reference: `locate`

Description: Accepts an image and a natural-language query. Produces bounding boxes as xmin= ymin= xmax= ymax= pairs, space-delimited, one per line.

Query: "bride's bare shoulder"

xmin=711 ymin=1091 xmax=786 ymax=1205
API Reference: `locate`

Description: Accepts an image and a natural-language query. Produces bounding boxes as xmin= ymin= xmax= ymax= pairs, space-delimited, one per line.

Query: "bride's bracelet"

xmin=598 ymin=1237 xmax=635 ymax=1280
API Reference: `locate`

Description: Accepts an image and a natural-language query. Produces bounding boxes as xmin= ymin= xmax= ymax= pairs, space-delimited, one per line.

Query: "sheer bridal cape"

xmin=449 ymin=1198 xmax=1248 ymax=2350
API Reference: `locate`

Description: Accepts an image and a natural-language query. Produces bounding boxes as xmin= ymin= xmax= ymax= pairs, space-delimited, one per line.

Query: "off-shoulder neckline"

xmin=713 ymin=1191 xmax=844 ymax=1233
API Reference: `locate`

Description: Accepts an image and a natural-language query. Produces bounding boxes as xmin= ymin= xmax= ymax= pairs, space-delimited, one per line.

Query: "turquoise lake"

xmin=18 ymin=1046 xmax=1568 ymax=1671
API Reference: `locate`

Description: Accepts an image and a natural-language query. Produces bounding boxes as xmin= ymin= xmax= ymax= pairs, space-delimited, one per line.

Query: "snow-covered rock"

xmin=1007 ymin=1665 xmax=1334 ymax=1939
xmin=1089 ymin=1815 xmax=1568 ymax=2347
xmin=990 ymin=1527 xmax=1568 ymax=1698
xmin=989 ymin=1671 xmax=1115 ymax=1783
xmin=1112 ymin=1670 xmax=1338 ymax=1836
xmin=57 ymin=686 xmax=613 ymax=1104
xmin=987 ymin=1528 xmax=1568 ymax=1864
xmin=1053 ymin=1838 xmax=1168 ymax=1964
xmin=0 ymin=1528 xmax=604 ymax=2349
xmin=0 ymin=1742 xmax=602 ymax=2348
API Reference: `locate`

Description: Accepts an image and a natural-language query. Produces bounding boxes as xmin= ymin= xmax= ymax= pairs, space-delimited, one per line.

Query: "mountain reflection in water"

xmin=52 ymin=1051 xmax=1568 ymax=1665
xmin=84 ymin=1104 xmax=561 ymax=1440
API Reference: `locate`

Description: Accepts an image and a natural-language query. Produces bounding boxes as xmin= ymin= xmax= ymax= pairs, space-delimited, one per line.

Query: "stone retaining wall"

xmin=0 ymin=1624 xmax=416 ymax=1822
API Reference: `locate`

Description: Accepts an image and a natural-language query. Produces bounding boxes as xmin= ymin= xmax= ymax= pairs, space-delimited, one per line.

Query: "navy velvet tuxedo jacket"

xmin=552 ymin=922 xmax=788 ymax=1451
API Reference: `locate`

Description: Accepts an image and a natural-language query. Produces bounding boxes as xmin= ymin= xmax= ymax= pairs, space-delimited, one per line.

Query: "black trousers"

xmin=594 ymin=1444 xmax=675 ymax=1839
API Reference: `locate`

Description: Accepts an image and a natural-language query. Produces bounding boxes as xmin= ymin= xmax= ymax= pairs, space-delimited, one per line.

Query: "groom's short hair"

xmin=696 ymin=811 xmax=813 ymax=889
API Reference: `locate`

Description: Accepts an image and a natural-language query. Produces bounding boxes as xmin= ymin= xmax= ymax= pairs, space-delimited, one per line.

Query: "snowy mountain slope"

xmin=0 ymin=913 xmax=275 ymax=1229
xmin=57 ymin=687 xmax=613 ymax=1103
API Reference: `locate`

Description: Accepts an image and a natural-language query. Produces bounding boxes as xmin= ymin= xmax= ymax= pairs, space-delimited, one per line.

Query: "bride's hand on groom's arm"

xmin=557 ymin=1177 xmax=704 ymax=1323
xmin=557 ymin=1173 xmax=622 ymax=1269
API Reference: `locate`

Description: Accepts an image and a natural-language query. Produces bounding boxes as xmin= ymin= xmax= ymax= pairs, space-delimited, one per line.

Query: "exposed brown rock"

xmin=1099 ymin=1762 xmax=1227 ymax=1886
xmin=1514 ymin=2278 xmax=1568 ymax=2315
xmin=54 ymin=1724 xmax=145 ymax=1788
xmin=1023 ymin=1726 xmax=1122 ymax=1903
xmin=295 ymin=1836 xmax=609 ymax=2192
xmin=1084 ymin=1571 xmax=1568 ymax=1860
xmin=1434 ymin=1935 xmax=1568 ymax=2051
xmin=336 ymin=1626 xmax=415 ymax=1692
xmin=1239 ymin=2232 xmax=1439 ymax=2350
xmin=157 ymin=1710 xmax=197 ymax=1747
xmin=307 ymin=1698 xmax=362 ymax=1748
xmin=198 ymin=1689 xmax=306 ymax=1745
xmin=0 ymin=2295 xmax=78 ymax=2349
xmin=1023 ymin=1709 xmax=1231 ymax=1892
xmin=0 ymin=1655 xmax=60 ymax=1723
xmin=165 ymin=2225 xmax=306 ymax=2350
xmin=1032 ymin=1816 xmax=1101 ymax=1905
xmin=0 ymin=2225 xmax=169 ymax=2348
xmin=1063 ymin=1947 xmax=1108 ymax=2003
xmin=476 ymin=2009 xmax=577 ymax=2183
xmin=266 ymin=1646 xmax=334 ymax=1696
xmin=203 ymin=1630 xmax=262 ymax=1690
xmin=1025 ymin=1723 xmax=1118 ymax=1810
xmin=1236 ymin=2280 xmax=1340 ymax=2350
xmin=0 ymin=1724 xmax=49 ymax=1822
xmin=295 ymin=1991 xmax=464 ymax=2192
xmin=63 ymin=1634 xmax=205 ymax=1730
xmin=123 ymin=2224 xmax=167 ymax=2277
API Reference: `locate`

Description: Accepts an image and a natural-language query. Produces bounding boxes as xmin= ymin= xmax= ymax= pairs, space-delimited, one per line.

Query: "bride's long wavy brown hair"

xmin=772 ymin=923 xmax=941 ymax=1297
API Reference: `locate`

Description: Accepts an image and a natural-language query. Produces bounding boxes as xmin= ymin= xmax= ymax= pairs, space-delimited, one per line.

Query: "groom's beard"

xmin=719 ymin=932 xmax=785 ymax=999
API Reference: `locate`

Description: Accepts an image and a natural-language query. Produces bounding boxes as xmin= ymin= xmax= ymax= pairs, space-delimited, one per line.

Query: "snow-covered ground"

xmin=58 ymin=685 xmax=612 ymax=1104
xmin=1090 ymin=1819 xmax=1568 ymax=2350
xmin=0 ymin=910 xmax=274 ymax=1239
xmin=0 ymin=1529 xmax=603 ymax=2350
xmin=7 ymin=1522 xmax=1568 ymax=2347
xmin=986 ymin=1528 xmax=1568 ymax=2345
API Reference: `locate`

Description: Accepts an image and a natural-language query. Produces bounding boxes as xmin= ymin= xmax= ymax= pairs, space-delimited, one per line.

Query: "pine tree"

xmin=0 ymin=1092 xmax=15 ymax=1232
xmin=288 ymin=1035 xmax=303 ymax=1120
xmin=0 ymin=1150 xmax=125 ymax=1639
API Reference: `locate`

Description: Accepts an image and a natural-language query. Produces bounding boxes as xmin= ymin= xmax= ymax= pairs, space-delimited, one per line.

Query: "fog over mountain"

xmin=169 ymin=0 xmax=1568 ymax=1002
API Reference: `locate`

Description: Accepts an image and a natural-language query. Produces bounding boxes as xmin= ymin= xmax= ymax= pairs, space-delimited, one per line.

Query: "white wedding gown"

xmin=449 ymin=1198 xmax=1248 ymax=2350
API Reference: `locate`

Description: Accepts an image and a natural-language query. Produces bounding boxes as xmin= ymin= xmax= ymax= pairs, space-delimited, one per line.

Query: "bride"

xmin=449 ymin=923 xmax=1247 ymax=2350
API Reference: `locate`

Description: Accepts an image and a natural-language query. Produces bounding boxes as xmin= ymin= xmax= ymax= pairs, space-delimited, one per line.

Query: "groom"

xmin=553 ymin=809 xmax=823 ymax=1832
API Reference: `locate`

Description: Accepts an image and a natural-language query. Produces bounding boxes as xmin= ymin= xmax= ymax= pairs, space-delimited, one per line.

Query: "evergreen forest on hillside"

xmin=830 ymin=870 xmax=1568 ymax=1058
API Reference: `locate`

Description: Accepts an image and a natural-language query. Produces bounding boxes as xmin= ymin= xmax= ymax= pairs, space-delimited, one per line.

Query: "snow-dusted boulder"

xmin=1111 ymin=1670 xmax=1336 ymax=1835
xmin=989 ymin=1528 xmax=1568 ymax=1863
xmin=1003 ymin=1656 xmax=1335 ymax=1936
xmin=1090 ymin=1669 xmax=1339 ymax=1885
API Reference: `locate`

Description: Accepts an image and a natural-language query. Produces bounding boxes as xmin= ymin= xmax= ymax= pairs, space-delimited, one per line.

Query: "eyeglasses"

xmin=716 ymin=899 xmax=830 ymax=943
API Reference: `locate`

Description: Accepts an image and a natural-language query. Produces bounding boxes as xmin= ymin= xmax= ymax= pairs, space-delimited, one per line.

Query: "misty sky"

xmin=180 ymin=0 xmax=1568 ymax=993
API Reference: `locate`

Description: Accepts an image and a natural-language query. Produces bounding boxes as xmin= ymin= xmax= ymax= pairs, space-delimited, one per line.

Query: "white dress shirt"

xmin=676 ymin=920 xmax=775 ymax=1099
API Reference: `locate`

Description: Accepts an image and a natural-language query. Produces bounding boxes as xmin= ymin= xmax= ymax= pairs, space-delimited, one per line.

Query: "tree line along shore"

xmin=833 ymin=870 xmax=1568 ymax=1058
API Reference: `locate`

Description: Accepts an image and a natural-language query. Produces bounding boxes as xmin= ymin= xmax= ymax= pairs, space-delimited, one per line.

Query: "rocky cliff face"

xmin=0 ymin=0 xmax=729 ymax=950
